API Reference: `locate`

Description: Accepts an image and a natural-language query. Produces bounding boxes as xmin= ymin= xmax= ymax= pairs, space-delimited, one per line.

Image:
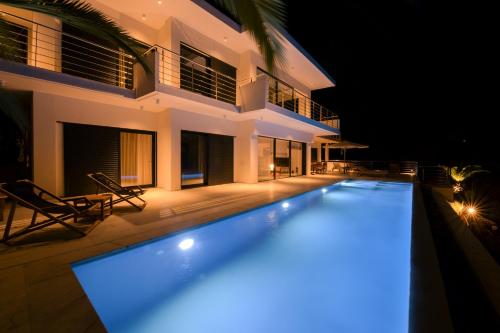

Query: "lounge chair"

xmin=87 ymin=172 xmax=147 ymax=211
xmin=0 ymin=180 xmax=99 ymax=243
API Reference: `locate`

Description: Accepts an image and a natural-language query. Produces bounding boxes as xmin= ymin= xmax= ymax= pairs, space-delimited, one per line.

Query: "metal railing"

xmin=147 ymin=45 xmax=237 ymax=105
xmin=265 ymin=75 xmax=339 ymax=128
xmin=312 ymin=159 xmax=418 ymax=177
xmin=0 ymin=11 xmax=135 ymax=89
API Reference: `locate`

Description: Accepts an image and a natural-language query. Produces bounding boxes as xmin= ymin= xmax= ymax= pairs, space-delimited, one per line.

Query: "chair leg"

xmin=30 ymin=211 xmax=38 ymax=226
xmin=2 ymin=201 xmax=17 ymax=242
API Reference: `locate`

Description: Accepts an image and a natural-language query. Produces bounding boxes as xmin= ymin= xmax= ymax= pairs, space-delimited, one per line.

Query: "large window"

xmin=258 ymin=137 xmax=274 ymax=181
xmin=64 ymin=124 xmax=155 ymax=196
xmin=275 ymin=139 xmax=290 ymax=179
xmin=181 ymin=132 xmax=207 ymax=187
xmin=291 ymin=142 xmax=303 ymax=176
xmin=180 ymin=43 xmax=236 ymax=104
xmin=258 ymin=136 xmax=305 ymax=181
xmin=0 ymin=20 xmax=29 ymax=64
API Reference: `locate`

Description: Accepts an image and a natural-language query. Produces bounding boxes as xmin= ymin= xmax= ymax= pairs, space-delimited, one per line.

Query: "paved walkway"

xmin=0 ymin=176 xmax=344 ymax=333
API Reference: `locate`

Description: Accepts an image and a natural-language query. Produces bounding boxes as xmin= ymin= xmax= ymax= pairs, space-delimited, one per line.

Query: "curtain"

xmin=120 ymin=132 xmax=152 ymax=186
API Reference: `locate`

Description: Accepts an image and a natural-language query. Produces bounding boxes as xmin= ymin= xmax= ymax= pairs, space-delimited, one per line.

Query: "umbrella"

xmin=327 ymin=140 xmax=369 ymax=165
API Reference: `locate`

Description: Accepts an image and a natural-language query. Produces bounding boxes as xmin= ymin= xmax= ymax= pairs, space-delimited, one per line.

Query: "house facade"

xmin=0 ymin=0 xmax=339 ymax=196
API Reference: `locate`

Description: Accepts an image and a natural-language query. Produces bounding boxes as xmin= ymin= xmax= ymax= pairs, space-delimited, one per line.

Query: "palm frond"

xmin=215 ymin=0 xmax=287 ymax=73
xmin=450 ymin=165 xmax=488 ymax=183
xmin=0 ymin=0 xmax=150 ymax=72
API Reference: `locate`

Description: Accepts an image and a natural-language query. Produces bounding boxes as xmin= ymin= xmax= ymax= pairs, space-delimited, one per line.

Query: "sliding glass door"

xmin=64 ymin=124 xmax=155 ymax=196
xmin=290 ymin=142 xmax=303 ymax=176
xmin=258 ymin=137 xmax=275 ymax=181
xmin=258 ymin=136 xmax=306 ymax=181
xmin=275 ymin=139 xmax=290 ymax=179
xmin=181 ymin=132 xmax=207 ymax=187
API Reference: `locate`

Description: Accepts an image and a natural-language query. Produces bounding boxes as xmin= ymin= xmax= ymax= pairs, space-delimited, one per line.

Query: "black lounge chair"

xmin=87 ymin=172 xmax=147 ymax=211
xmin=0 ymin=180 xmax=99 ymax=243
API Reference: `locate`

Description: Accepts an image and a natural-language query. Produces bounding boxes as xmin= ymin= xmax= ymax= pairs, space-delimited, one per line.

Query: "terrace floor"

xmin=1 ymin=175 xmax=351 ymax=333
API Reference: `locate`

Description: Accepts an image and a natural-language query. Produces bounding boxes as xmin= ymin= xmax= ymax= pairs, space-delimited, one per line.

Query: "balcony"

xmin=136 ymin=45 xmax=237 ymax=105
xmin=0 ymin=11 xmax=135 ymax=96
xmin=239 ymin=74 xmax=340 ymax=133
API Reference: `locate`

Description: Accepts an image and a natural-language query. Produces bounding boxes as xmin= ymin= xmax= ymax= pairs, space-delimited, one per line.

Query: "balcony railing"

xmin=145 ymin=45 xmax=237 ymax=105
xmin=0 ymin=11 xmax=135 ymax=89
xmin=266 ymin=75 xmax=339 ymax=128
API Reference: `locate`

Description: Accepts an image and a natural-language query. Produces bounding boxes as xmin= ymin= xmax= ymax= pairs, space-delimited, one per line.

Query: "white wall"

xmin=33 ymin=92 xmax=161 ymax=195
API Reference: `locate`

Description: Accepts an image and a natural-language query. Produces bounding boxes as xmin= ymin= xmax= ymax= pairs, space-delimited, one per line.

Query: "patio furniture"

xmin=87 ymin=172 xmax=147 ymax=211
xmin=0 ymin=194 xmax=6 ymax=222
xmin=64 ymin=193 xmax=113 ymax=220
xmin=327 ymin=162 xmax=342 ymax=174
xmin=0 ymin=180 xmax=100 ymax=243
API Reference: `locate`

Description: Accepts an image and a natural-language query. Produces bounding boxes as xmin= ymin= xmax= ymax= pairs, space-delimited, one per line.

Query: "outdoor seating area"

xmin=0 ymin=173 xmax=148 ymax=245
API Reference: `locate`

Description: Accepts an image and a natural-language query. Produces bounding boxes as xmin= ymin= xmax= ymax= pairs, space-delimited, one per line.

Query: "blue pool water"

xmin=73 ymin=180 xmax=413 ymax=333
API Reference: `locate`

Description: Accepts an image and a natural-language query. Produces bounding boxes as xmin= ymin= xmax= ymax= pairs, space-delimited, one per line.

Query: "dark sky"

xmin=286 ymin=0 xmax=497 ymax=165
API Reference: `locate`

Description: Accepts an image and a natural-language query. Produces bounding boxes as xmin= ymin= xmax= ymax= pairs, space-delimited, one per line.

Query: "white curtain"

xmin=120 ymin=133 xmax=152 ymax=186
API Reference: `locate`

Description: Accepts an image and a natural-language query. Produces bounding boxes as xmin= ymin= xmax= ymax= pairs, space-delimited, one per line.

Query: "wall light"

xmin=282 ymin=202 xmax=290 ymax=208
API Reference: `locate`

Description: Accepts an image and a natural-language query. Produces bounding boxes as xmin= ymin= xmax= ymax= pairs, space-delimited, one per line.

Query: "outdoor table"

xmin=65 ymin=193 xmax=113 ymax=220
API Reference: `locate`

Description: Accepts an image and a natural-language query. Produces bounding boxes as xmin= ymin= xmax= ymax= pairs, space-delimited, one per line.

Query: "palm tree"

xmin=1 ymin=0 xmax=287 ymax=73
xmin=445 ymin=165 xmax=489 ymax=193
xmin=214 ymin=0 xmax=287 ymax=72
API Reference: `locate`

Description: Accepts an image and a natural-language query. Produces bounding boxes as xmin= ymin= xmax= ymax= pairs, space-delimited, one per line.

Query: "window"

xmin=258 ymin=136 xmax=305 ymax=181
xmin=290 ymin=142 xmax=303 ymax=176
xmin=180 ymin=43 xmax=236 ymax=104
xmin=275 ymin=139 xmax=290 ymax=179
xmin=258 ymin=137 xmax=275 ymax=181
xmin=0 ymin=20 xmax=28 ymax=64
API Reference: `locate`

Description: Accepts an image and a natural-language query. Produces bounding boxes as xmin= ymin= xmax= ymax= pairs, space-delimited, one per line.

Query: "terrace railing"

xmin=266 ymin=75 xmax=339 ymax=128
xmin=0 ymin=11 xmax=135 ymax=89
xmin=145 ymin=45 xmax=237 ymax=105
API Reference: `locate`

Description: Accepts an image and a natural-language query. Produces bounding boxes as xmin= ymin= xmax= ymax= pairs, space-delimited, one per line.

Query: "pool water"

xmin=73 ymin=180 xmax=413 ymax=333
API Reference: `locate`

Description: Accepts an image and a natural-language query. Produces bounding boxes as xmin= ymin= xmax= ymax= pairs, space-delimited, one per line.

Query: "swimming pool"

xmin=73 ymin=180 xmax=413 ymax=333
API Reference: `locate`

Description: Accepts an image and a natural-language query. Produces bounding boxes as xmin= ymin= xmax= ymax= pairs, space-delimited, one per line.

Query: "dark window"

xmin=257 ymin=67 xmax=298 ymax=113
xmin=311 ymin=148 xmax=318 ymax=162
xmin=0 ymin=20 xmax=28 ymax=63
xmin=61 ymin=25 xmax=134 ymax=89
xmin=181 ymin=132 xmax=207 ymax=187
xmin=0 ymin=91 xmax=33 ymax=183
xmin=180 ymin=43 xmax=236 ymax=104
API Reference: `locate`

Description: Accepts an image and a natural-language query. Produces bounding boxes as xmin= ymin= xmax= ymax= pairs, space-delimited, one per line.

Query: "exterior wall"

xmin=32 ymin=92 xmax=160 ymax=195
xmin=31 ymin=91 xmax=316 ymax=195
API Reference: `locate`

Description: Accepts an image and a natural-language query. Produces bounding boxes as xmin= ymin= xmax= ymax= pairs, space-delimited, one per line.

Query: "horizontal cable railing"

xmin=0 ymin=11 xmax=135 ymax=89
xmin=264 ymin=75 xmax=339 ymax=128
xmin=147 ymin=45 xmax=237 ymax=105
xmin=312 ymin=160 xmax=418 ymax=176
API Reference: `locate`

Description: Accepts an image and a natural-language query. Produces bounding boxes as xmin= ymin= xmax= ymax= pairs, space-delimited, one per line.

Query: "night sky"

xmin=286 ymin=1 xmax=496 ymax=166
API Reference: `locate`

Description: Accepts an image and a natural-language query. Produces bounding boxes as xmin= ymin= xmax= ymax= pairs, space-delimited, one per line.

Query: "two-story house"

xmin=0 ymin=0 xmax=339 ymax=196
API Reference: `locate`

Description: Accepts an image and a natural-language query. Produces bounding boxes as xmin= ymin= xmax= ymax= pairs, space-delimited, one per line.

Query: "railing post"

xmin=215 ymin=72 xmax=218 ymax=101
xmin=191 ymin=66 xmax=194 ymax=92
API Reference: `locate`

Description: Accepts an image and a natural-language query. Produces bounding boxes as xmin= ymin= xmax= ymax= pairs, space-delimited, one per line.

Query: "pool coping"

xmin=409 ymin=183 xmax=454 ymax=332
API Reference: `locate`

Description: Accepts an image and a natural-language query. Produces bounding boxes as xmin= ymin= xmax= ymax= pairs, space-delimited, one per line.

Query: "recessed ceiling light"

xmin=223 ymin=37 xmax=228 ymax=42
xmin=141 ymin=14 xmax=146 ymax=20
xmin=157 ymin=0 xmax=163 ymax=4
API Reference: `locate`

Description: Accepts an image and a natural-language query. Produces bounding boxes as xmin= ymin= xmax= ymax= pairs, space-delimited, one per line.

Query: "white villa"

xmin=0 ymin=0 xmax=339 ymax=196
